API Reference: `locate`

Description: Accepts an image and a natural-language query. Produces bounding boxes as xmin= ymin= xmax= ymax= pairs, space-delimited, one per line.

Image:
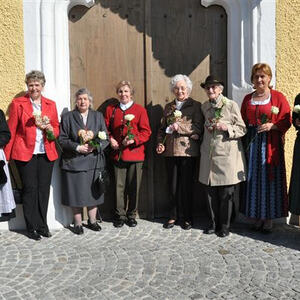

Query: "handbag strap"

xmin=108 ymin=104 xmax=118 ymax=132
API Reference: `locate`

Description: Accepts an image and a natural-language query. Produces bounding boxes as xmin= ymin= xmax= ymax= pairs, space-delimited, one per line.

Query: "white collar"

xmin=30 ymin=97 xmax=41 ymax=105
xmin=175 ymin=99 xmax=185 ymax=110
xmin=120 ymin=100 xmax=134 ymax=111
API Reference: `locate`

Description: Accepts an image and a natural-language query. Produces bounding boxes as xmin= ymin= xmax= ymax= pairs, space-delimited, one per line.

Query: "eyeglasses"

xmin=205 ymin=85 xmax=218 ymax=91
xmin=174 ymin=86 xmax=187 ymax=92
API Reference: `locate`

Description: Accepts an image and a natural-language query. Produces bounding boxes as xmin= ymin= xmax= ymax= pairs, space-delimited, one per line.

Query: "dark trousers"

xmin=205 ymin=185 xmax=235 ymax=231
xmin=165 ymin=157 xmax=195 ymax=223
xmin=113 ymin=161 xmax=143 ymax=220
xmin=15 ymin=154 xmax=54 ymax=232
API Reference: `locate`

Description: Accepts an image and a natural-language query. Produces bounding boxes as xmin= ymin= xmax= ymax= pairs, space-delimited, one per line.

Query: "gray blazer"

xmin=59 ymin=109 xmax=109 ymax=171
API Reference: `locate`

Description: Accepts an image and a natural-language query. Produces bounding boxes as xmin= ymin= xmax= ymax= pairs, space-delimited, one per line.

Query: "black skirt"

xmin=289 ymin=135 xmax=300 ymax=214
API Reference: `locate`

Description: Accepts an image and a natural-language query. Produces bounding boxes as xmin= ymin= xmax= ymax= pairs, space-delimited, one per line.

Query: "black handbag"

xmin=0 ymin=160 xmax=7 ymax=185
xmin=95 ymin=150 xmax=110 ymax=195
xmin=8 ymin=160 xmax=23 ymax=204
xmin=98 ymin=167 xmax=110 ymax=194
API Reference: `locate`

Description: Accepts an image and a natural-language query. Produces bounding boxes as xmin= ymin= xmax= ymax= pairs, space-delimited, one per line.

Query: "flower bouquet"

xmin=205 ymin=98 xmax=227 ymax=157
xmin=118 ymin=114 xmax=135 ymax=160
xmin=33 ymin=111 xmax=55 ymax=141
xmin=246 ymin=106 xmax=279 ymax=151
xmin=162 ymin=109 xmax=182 ymax=144
xmin=33 ymin=111 xmax=62 ymax=152
xmin=124 ymin=114 xmax=135 ymax=140
xmin=78 ymin=129 xmax=107 ymax=150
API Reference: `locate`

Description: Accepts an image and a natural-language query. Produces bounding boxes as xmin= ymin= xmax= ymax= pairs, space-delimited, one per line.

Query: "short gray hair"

xmin=74 ymin=88 xmax=93 ymax=108
xmin=25 ymin=70 xmax=46 ymax=86
xmin=169 ymin=74 xmax=193 ymax=94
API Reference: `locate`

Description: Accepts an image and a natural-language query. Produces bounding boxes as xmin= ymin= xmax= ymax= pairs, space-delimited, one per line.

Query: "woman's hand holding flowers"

xmin=215 ymin=122 xmax=228 ymax=131
xmin=257 ymin=106 xmax=279 ymax=132
xmin=110 ymin=137 xmax=119 ymax=150
xmin=43 ymin=123 xmax=53 ymax=132
xmin=122 ymin=136 xmax=135 ymax=146
xmin=78 ymin=144 xmax=94 ymax=154
xmin=169 ymin=122 xmax=179 ymax=132
xmin=257 ymin=122 xmax=276 ymax=133
xmin=156 ymin=143 xmax=165 ymax=154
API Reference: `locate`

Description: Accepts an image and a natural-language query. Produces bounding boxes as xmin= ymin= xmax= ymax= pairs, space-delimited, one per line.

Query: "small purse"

xmin=0 ymin=160 xmax=7 ymax=185
xmin=8 ymin=160 xmax=23 ymax=204
xmin=95 ymin=149 xmax=110 ymax=195
xmin=98 ymin=168 xmax=110 ymax=194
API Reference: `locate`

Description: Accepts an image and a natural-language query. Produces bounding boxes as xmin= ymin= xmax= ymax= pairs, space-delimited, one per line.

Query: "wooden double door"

xmin=69 ymin=0 xmax=227 ymax=219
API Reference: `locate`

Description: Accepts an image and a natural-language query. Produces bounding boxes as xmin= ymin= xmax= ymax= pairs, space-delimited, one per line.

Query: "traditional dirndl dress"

xmin=0 ymin=149 xmax=16 ymax=217
xmin=240 ymin=96 xmax=288 ymax=219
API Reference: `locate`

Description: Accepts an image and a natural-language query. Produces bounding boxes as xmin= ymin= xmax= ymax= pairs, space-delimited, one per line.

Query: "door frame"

xmin=21 ymin=0 xmax=276 ymax=229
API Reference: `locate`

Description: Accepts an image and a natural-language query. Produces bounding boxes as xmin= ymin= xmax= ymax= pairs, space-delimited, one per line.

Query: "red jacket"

xmin=241 ymin=89 xmax=291 ymax=167
xmin=105 ymin=102 xmax=151 ymax=162
xmin=4 ymin=94 xmax=59 ymax=162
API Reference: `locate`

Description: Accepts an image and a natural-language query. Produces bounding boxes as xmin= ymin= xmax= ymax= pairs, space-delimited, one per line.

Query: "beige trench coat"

xmin=199 ymin=96 xmax=247 ymax=186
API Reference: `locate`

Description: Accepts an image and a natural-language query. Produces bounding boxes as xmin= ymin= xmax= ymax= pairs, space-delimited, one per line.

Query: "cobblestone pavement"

xmin=0 ymin=220 xmax=300 ymax=300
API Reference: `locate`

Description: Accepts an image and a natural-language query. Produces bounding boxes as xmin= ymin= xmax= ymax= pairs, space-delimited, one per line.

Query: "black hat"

xmin=200 ymin=75 xmax=224 ymax=88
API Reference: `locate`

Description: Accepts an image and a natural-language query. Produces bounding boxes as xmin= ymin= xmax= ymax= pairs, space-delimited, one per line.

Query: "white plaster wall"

xmin=202 ymin=0 xmax=276 ymax=105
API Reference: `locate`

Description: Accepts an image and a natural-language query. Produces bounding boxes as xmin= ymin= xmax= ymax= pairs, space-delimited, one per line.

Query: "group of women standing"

xmin=0 ymin=62 xmax=299 ymax=240
xmin=0 ymin=71 xmax=151 ymax=239
xmin=156 ymin=63 xmax=293 ymax=237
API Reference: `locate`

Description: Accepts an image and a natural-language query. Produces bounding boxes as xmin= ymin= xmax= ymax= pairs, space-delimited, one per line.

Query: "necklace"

xmin=255 ymin=92 xmax=266 ymax=97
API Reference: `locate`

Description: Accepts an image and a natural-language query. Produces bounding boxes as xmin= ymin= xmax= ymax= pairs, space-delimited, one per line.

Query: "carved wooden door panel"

xmin=69 ymin=1 xmax=145 ymax=108
xmin=69 ymin=1 xmax=227 ymax=218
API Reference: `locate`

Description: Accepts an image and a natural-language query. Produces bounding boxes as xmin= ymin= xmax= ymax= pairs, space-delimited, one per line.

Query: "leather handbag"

xmin=0 ymin=160 xmax=7 ymax=184
xmin=8 ymin=160 xmax=23 ymax=204
xmin=95 ymin=150 xmax=110 ymax=195
xmin=98 ymin=167 xmax=110 ymax=194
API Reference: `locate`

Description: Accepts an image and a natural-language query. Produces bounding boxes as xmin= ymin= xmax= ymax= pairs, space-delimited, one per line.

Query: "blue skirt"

xmin=241 ymin=127 xmax=288 ymax=219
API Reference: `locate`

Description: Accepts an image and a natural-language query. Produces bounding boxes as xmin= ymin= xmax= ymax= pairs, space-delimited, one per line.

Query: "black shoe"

xmin=27 ymin=231 xmax=42 ymax=241
xmin=126 ymin=218 xmax=137 ymax=227
xmin=203 ymin=227 xmax=215 ymax=234
xmin=182 ymin=222 xmax=192 ymax=230
xmin=251 ymin=220 xmax=263 ymax=231
xmin=218 ymin=229 xmax=229 ymax=238
xmin=163 ymin=220 xmax=176 ymax=229
xmin=73 ymin=225 xmax=84 ymax=235
xmin=261 ymin=221 xmax=273 ymax=234
xmin=113 ymin=219 xmax=125 ymax=228
xmin=261 ymin=228 xmax=272 ymax=234
xmin=87 ymin=220 xmax=102 ymax=231
xmin=36 ymin=230 xmax=52 ymax=238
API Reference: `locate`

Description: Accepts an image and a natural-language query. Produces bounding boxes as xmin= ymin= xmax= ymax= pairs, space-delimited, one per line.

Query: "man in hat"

xmin=199 ymin=75 xmax=247 ymax=237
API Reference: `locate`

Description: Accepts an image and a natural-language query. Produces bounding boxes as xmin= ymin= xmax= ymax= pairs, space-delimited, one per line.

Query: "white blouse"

xmin=250 ymin=94 xmax=271 ymax=106
xmin=31 ymin=99 xmax=45 ymax=154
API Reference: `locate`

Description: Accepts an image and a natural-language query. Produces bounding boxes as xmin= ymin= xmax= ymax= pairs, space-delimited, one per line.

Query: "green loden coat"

xmin=199 ymin=96 xmax=247 ymax=186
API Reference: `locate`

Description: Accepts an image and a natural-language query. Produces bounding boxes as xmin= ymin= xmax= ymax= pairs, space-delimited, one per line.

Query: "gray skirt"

xmin=61 ymin=169 xmax=104 ymax=207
